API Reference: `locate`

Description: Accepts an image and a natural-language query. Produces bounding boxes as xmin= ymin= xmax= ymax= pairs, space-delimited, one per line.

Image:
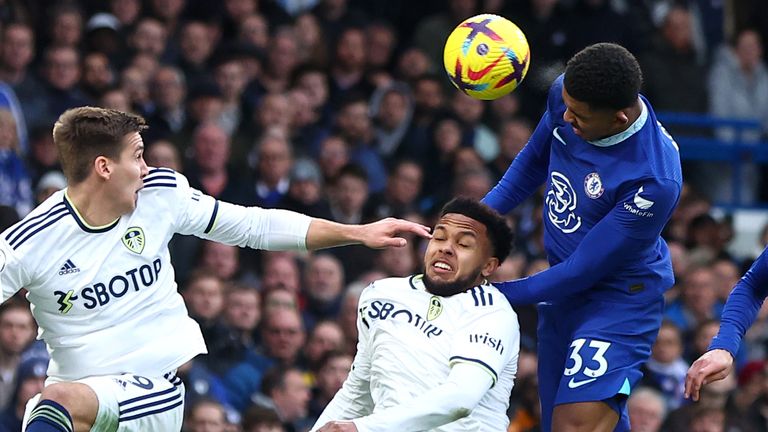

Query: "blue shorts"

xmin=536 ymin=296 xmax=664 ymax=432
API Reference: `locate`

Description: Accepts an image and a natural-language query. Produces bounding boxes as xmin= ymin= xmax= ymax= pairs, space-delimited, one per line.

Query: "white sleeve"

xmin=449 ymin=304 xmax=519 ymax=387
xmin=311 ymin=288 xmax=375 ymax=430
xmin=170 ymin=171 xmax=311 ymax=251
xmin=0 ymin=238 xmax=30 ymax=303
xmin=352 ymin=362 xmax=493 ymax=432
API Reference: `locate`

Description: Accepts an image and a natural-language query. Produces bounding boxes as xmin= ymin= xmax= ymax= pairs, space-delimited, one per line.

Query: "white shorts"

xmin=24 ymin=372 xmax=185 ymax=432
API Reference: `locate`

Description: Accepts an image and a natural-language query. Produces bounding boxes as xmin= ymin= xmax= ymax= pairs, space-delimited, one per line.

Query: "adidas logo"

xmin=58 ymin=259 xmax=80 ymax=275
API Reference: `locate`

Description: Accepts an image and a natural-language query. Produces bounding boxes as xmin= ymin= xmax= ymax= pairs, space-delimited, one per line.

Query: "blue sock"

xmin=26 ymin=400 xmax=74 ymax=432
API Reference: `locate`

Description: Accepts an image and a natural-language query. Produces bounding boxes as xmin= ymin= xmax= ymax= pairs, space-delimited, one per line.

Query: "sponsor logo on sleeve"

xmin=623 ymin=186 xmax=655 ymax=218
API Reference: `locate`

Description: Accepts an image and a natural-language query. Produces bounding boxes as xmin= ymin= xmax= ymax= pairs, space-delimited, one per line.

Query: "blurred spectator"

xmin=41 ymin=45 xmax=89 ymax=128
xmin=241 ymin=405 xmax=286 ymax=432
xmin=81 ymin=52 xmax=114 ymax=100
xmin=178 ymin=20 xmax=218 ymax=84
xmin=185 ymin=398 xmax=228 ymax=432
xmin=260 ymin=252 xmax=302 ymax=295
xmin=665 ymin=265 xmax=723 ymax=334
xmin=224 ymin=284 xmax=261 ymax=348
xmin=146 ymin=66 xmax=187 ymax=141
xmin=450 ymin=91 xmax=498 ymax=162
xmin=336 ymin=282 xmax=364 ymax=356
xmin=639 ymin=5 xmax=708 ymax=114
xmin=507 ymin=374 xmax=540 ymax=432
xmin=301 ymin=254 xmax=345 ymax=330
xmin=628 ymin=386 xmax=667 ymax=432
xmin=187 ymin=122 xmax=251 ymax=205
xmin=260 ymin=308 xmax=305 ymax=366
xmin=366 ymin=159 xmax=423 ymax=220
xmin=198 ymin=241 xmax=242 ymax=283
xmin=374 ymin=245 xmax=417 ymax=278
xmin=0 ymin=355 xmax=47 ymax=432
xmin=411 ymin=0 xmax=476 ymax=72
xmin=213 ymin=55 xmax=248 ymax=136
xmin=489 ymin=118 xmax=533 ymax=180
xmin=0 ymin=300 xmax=36 ymax=409
xmin=370 ymin=82 xmax=413 ymax=161
xmin=84 ymin=13 xmax=122 ymax=58
xmin=34 ymin=170 xmax=66 ymax=205
xmin=145 ymin=139 xmax=182 ymax=172
xmin=316 ymin=135 xmax=349 ymax=182
xmin=147 ymin=0 xmax=185 ymax=35
xmin=238 ymin=13 xmax=269 ymax=51
xmin=366 ymin=20 xmax=396 ymax=71
xmin=0 ymin=22 xmax=46 ymax=131
xmin=328 ymin=27 xmax=371 ymax=109
xmin=307 ymin=350 xmax=352 ymax=420
xmin=251 ymin=130 xmax=294 ymax=208
xmin=262 ymin=289 xmax=300 ymax=316
xmin=640 ymin=321 xmax=689 ymax=410
xmin=279 ymin=157 xmax=332 ymax=219
xmin=99 ymin=87 xmax=131 ymax=113
xmin=120 ymin=66 xmax=152 ymax=115
xmin=301 ymin=321 xmax=345 ymax=373
xmin=129 ymin=17 xmax=168 ymax=60
xmin=183 ymin=271 xmax=226 ymax=326
xmin=257 ymin=366 xmax=312 ymax=432
xmin=110 ymin=0 xmax=142 ymax=28
xmin=47 ymin=3 xmax=83 ymax=49
xmin=0 ymin=108 xmax=32 ymax=216
xmin=333 ymin=96 xmax=387 ymax=192
xmin=295 ymin=13 xmax=327 ymax=68
xmin=259 ymin=28 xmax=300 ymax=94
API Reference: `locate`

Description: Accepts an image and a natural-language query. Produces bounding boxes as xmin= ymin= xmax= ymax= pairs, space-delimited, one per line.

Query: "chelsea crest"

xmin=584 ymin=172 xmax=604 ymax=199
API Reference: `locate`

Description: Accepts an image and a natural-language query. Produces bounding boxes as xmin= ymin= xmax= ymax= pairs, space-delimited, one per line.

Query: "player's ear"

xmin=94 ymin=155 xmax=112 ymax=180
xmin=481 ymin=257 xmax=500 ymax=278
xmin=615 ymin=110 xmax=629 ymax=125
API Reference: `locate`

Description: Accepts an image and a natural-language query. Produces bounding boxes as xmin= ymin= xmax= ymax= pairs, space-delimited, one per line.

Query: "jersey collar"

xmin=409 ymin=274 xmax=492 ymax=292
xmin=63 ymin=191 xmax=120 ymax=233
xmin=587 ymin=98 xmax=648 ymax=148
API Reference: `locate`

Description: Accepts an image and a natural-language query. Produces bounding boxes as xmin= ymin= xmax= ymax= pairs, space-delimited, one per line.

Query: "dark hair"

xmin=241 ymin=406 xmax=283 ymax=431
xmin=334 ymin=163 xmax=368 ymax=185
xmin=53 ymin=107 xmax=147 ymax=184
xmin=564 ymin=43 xmax=642 ymax=110
xmin=439 ymin=198 xmax=513 ymax=262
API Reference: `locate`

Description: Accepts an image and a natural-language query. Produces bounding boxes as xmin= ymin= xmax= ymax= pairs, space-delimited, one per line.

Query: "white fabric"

xmin=0 ymin=169 xmax=311 ymax=382
xmin=312 ymin=275 xmax=520 ymax=431
xmin=22 ymin=373 xmax=185 ymax=432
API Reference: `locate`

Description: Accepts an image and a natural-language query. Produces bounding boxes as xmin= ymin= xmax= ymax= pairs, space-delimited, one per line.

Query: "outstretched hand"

xmin=685 ymin=349 xmax=733 ymax=401
xmin=317 ymin=421 xmax=358 ymax=432
xmin=360 ymin=217 xmax=432 ymax=249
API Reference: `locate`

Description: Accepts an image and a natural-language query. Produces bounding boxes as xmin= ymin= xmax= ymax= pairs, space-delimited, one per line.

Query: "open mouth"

xmin=432 ymin=260 xmax=453 ymax=274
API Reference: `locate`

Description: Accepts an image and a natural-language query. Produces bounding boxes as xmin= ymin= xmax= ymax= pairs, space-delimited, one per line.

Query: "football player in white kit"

xmin=0 ymin=107 xmax=431 ymax=432
xmin=313 ymin=198 xmax=520 ymax=432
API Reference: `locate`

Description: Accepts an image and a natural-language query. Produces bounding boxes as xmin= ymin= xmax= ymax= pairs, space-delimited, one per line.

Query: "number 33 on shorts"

xmin=563 ymin=338 xmax=612 ymax=388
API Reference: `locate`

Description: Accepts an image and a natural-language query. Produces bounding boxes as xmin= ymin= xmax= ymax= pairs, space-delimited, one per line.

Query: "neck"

xmin=0 ymin=67 xmax=23 ymax=84
xmin=67 ymin=183 xmax=122 ymax=226
xmin=0 ymin=350 xmax=18 ymax=369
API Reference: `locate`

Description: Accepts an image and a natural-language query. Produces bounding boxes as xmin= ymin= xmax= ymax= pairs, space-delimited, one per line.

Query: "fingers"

xmin=393 ymin=220 xmax=432 ymax=238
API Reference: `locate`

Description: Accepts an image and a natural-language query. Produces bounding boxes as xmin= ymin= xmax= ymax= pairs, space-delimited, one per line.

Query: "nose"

xmin=140 ymin=158 xmax=150 ymax=178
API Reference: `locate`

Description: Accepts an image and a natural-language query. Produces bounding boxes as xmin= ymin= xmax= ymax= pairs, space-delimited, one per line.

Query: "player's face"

xmin=562 ymin=87 xmax=625 ymax=142
xmin=107 ymin=132 xmax=148 ymax=214
xmin=423 ymin=213 xmax=498 ymax=296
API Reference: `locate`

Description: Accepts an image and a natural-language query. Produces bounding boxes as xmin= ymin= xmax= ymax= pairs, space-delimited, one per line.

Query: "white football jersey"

xmin=336 ymin=275 xmax=519 ymax=431
xmin=0 ymin=168 xmax=308 ymax=382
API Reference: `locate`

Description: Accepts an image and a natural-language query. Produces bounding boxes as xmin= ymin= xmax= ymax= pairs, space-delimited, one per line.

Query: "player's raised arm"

xmin=685 ymin=247 xmax=768 ymax=400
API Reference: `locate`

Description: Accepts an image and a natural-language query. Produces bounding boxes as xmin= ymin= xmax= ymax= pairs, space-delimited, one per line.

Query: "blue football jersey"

xmin=485 ymin=75 xmax=682 ymax=303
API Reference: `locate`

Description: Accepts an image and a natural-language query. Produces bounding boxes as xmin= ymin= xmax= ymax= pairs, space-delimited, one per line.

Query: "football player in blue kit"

xmin=483 ymin=43 xmax=682 ymax=432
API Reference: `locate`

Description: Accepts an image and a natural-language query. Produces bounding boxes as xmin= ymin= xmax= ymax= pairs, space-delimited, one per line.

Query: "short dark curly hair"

xmin=439 ymin=198 xmax=514 ymax=262
xmin=564 ymin=43 xmax=643 ymax=110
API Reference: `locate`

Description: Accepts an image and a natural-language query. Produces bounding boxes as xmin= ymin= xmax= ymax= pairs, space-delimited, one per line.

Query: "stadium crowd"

xmin=1 ymin=0 xmax=768 ymax=431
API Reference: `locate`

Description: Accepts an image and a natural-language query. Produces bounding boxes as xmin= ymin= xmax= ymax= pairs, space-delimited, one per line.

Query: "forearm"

xmin=305 ymin=218 xmax=364 ymax=250
xmin=352 ymin=363 xmax=492 ymax=432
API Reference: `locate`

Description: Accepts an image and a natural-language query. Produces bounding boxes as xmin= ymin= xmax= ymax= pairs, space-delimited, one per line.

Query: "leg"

xmin=536 ymin=304 xmax=568 ymax=432
xmin=552 ymin=401 xmax=620 ymax=432
xmin=26 ymin=382 xmax=98 ymax=432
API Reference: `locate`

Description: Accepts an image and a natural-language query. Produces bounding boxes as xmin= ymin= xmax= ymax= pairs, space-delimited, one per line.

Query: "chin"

xmin=423 ymin=273 xmax=477 ymax=297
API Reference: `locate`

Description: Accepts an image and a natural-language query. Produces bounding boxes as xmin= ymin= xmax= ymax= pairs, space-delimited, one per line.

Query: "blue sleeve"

xmin=494 ymin=178 xmax=680 ymax=304
xmin=708 ymin=248 xmax=768 ymax=357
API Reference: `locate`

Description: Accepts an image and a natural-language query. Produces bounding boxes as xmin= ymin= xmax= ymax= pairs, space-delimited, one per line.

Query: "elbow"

xmin=448 ymin=406 xmax=472 ymax=421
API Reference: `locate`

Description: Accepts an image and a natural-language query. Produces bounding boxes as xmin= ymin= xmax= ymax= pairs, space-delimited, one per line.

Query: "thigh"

xmin=78 ymin=373 xmax=185 ymax=432
xmin=553 ymin=298 xmax=664 ymax=431
xmin=552 ymin=401 xmax=620 ymax=432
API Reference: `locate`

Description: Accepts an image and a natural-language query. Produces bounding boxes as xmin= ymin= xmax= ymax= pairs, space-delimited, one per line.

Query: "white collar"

xmin=587 ymin=98 xmax=647 ymax=147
